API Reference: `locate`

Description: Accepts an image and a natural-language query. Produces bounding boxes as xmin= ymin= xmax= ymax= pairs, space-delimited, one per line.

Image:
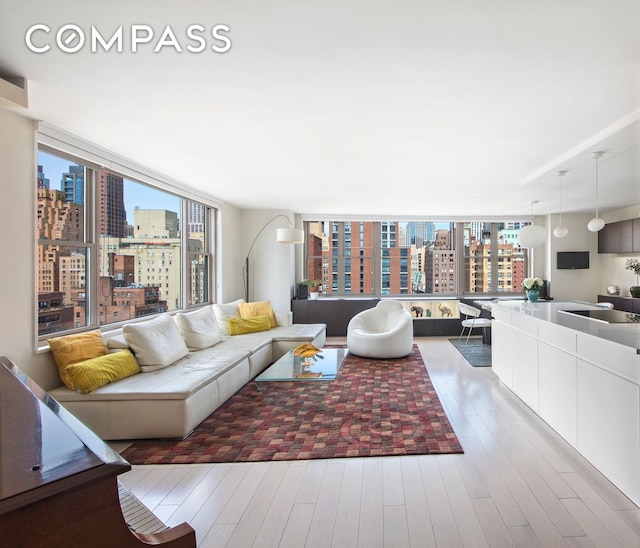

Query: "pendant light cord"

xmin=594 ymin=154 xmax=600 ymax=218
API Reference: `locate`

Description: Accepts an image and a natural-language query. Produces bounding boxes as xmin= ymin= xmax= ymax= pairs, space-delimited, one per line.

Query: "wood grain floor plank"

xmin=150 ymin=464 xmax=234 ymax=529
xmin=383 ymin=456 xmax=405 ymax=506
xmin=560 ymin=497 xmax=623 ymax=548
xmin=460 ymin=436 xmax=528 ymax=527
xmin=215 ymin=462 xmax=270 ymax=524
xmin=562 ymin=471 xmax=640 ymax=547
xmin=306 ymin=462 xmax=345 ymax=548
xmin=295 ymin=460 xmax=327 ymax=504
xmin=189 ymin=463 xmax=256 ymax=538
xmin=438 ymin=454 xmax=490 ymax=547
xmin=508 ymin=485 xmax=566 ymax=547
xmin=252 ymin=464 xmax=307 ymax=548
xmin=116 ymin=337 xmax=640 ymax=548
xmin=358 ymin=457 xmax=384 ymax=548
xmin=279 ymin=503 xmax=315 ymax=548
xmin=161 ymin=465 xmax=212 ymax=506
xmin=401 ymin=456 xmax=437 ymax=548
xmin=331 ymin=458 xmax=363 ymax=548
xmin=418 ymin=455 xmax=456 ymax=528
xmin=223 ymin=461 xmax=290 ymax=548
xmin=472 ymin=498 xmax=516 ymax=547
xmin=383 ymin=505 xmax=410 ymax=548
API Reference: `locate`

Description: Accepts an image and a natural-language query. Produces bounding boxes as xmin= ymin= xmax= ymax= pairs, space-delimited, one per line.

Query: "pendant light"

xmin=517 ymin=200 xmax=547 ymax=248
xmin=553 ymin=170 xmax=568 ymax=238
xmin=587 ymin=151 xmax=606 ymax=232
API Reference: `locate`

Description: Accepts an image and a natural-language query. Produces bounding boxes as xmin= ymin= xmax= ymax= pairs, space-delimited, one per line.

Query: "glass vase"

xmin=526 ymin=289 xmax=540 ymax=303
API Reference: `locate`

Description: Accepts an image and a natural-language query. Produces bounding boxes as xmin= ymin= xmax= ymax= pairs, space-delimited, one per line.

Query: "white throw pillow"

xmin=212 ymin=298 xmax=245 ymax=336
xmin=122 ymin=314 xmax=189 ymax=372
xmin=174 ymin=306 xmax=222 ymax=350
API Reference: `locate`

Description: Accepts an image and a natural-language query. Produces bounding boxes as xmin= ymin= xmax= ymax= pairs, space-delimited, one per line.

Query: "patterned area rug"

xmin=120 ymin=345 xmax=462 ymax=464
xmin=449 ymin=338 xmax=492 ymax=367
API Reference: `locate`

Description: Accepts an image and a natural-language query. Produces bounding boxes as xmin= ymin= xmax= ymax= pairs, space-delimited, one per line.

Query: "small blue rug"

xmin=448 ymin=338 xmax=492 ymax=367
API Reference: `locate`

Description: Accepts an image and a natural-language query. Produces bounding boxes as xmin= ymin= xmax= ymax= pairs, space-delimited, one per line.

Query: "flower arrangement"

xmin=522 ymin=277 xmax=544 ymax=291
xmin=627 ymin=259 xmax=640 ymax=298
xmin=626 ymin=258 xmax=640 ymax=277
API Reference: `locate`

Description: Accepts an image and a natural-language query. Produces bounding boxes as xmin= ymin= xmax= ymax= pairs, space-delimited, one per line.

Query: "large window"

xmin=304 ymin=220 xmax=529 ymax=297
xmin=37 ymin=147 xmax=214 ymax=338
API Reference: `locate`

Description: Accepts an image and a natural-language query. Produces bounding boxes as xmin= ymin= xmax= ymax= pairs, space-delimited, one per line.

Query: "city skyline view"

xmin=38 ymin=150 xmax=180 ymax=222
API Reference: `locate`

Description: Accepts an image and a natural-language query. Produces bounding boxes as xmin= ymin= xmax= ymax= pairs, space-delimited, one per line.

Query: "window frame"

xmin=303 ymin=219 xmax=531 ymax=299
xmin=35 ymin=126 xmax=218 ymax=345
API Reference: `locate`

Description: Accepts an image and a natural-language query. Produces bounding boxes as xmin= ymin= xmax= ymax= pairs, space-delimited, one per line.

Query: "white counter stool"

xmin=459 ymin=302 xmax=492 ymax=345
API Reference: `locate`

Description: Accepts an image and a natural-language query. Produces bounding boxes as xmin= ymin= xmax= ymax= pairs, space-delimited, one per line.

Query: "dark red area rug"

xmin=121 ymin=345 xmax=462 ymax=464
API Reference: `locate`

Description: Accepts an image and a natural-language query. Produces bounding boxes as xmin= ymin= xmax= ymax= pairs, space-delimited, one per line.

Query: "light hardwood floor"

xmin=118 ymin=337 xmax=640 ymax=547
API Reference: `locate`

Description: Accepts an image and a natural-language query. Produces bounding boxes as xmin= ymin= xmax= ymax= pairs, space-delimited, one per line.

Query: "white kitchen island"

xmin=492 ymin=300 xmax=640 ymax=507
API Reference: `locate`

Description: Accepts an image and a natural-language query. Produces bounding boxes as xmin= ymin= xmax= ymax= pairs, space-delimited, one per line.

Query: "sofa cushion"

xmin=213 ymin=299 xmax=245 ymax=335
xmin=174 ymin=306 xmax=222 ymax=350
xmin=123 ymin=314 xmax=189 ymax=372
xmin=47 ymin=329 xmax=107 ymax=388
xmin=64 ymin=349 xmax=140 ymax=393
xmin=239 ymin=300 xmax=277 ymax=328
xmin=228 ymin=315 xmax=271 ymax=335
xmin=51 ymin=341 xmax=251 ymax=401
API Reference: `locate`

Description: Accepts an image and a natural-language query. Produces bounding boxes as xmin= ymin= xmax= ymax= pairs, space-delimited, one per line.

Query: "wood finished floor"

xmin=118 ymin=337 xmax=640 ymax=547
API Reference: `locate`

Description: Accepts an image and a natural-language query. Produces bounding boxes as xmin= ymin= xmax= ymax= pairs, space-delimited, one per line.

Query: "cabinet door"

xmin=307 ymin=300 xmax=347 ymax=336
xmin=577 ymin=359 xmax=640 ymax=505
xmin=511 ymin=330 xmax=538 ymax=411
xmin=598 ymin=220 xmax=633 ymax=253
xmin=538 ymin=343 xmax=577 ymax=447
xmin=491 ymin=321 xmax=512 ymax=388
xmin=634 ymin=218 xmax=640 ymax=252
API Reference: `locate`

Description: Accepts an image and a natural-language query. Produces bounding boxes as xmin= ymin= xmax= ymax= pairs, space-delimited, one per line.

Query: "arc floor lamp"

xmin=243 ymin=214 xmax=305 ymax=302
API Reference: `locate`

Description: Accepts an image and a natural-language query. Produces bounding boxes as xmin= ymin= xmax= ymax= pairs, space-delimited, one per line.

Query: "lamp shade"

xmin=553 ymin=226 xmax=568 ymax=238
xmin=276 ymin=227 xmax=305 ymax=244
xmin=587 ymin=217 xmax=605 ymax=232
xmin=517 ymin=224 xmax=547 ymax=248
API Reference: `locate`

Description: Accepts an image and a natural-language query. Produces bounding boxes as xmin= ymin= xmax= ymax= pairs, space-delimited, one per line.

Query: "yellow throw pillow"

xmin=238 ymin=300 xmax=277 ymax=328
xmin=228 ymin=315 xmax=271 ymax=336
xmin=47 ymin=330 xmax=107 ymax=387
xmin=63 ymin=349 xmax=141 ymax=393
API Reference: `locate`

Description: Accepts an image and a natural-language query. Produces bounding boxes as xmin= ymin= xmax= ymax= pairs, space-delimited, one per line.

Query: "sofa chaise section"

xmin=48 ymin=318 xmax=326 ymax=440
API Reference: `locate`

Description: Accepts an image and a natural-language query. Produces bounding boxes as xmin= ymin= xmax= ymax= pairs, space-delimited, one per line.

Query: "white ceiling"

xmin=2 ymin=0 xmax=640 ymax=218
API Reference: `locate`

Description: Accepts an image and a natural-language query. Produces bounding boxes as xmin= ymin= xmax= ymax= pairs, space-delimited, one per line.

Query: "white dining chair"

xmin=458 ymin=302 xmax=492 ymax=345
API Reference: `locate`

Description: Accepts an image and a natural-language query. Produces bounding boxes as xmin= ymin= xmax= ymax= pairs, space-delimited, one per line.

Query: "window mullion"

xmin=337 ymin=222 xmax=345 ymax=294
xmin=86 ymin=167 xmax=100 ymax=329
xmin=373 ymin=222 xmax=381 ymax=295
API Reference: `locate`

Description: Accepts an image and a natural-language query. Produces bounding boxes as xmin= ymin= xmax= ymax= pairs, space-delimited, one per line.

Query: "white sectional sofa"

xmin=47 ymin=306 xmax=325 ymax=441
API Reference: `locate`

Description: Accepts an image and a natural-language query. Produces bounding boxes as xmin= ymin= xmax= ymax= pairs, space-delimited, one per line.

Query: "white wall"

xmin=0 ymin=108 xmax=59 ymax=387
xmin=546 ymin=212 xmax=602 ymax=301
xmin=240 ymin=209 xmax=302 ymax=313
xmin=218 ymin=202 xmax=244 ymax=303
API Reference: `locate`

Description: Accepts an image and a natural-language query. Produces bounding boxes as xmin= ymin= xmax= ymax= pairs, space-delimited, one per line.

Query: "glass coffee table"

xmin=255 ymin=347 xmax=347 ymax=382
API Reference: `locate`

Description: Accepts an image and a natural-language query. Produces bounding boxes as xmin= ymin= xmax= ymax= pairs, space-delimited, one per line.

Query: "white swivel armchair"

xmin=346 ymin=300 xmax=414 ymax=359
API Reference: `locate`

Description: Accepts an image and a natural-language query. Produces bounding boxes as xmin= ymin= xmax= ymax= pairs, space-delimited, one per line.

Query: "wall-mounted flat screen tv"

xmin=557 ymin=251 xmax=590 ymax=270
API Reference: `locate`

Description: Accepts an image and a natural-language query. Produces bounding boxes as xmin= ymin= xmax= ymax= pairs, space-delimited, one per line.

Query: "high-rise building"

xmin=37 ymin=164 xmax=49 ymax=190
xmin=59 ymin=253 xmax=86 ymax=306
xmin=188 ymin=201 xmax=206 ymax=234
xmin=465 ymin=240 xmax=525 ymax=292
xmin=62 ymin=165 xmax=84 ymax=205
xmin=404 ymin=222 xmax=433 ymax=247
xmin=424 ymin=249 xmax=456 ymax=293
xmin=36 ymin=188 xmax=84 ymax=295
xmin=133 ymin=209 xmax=179 ymax=239
xmin=96 ymin=169 xmax=127 ymax=238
